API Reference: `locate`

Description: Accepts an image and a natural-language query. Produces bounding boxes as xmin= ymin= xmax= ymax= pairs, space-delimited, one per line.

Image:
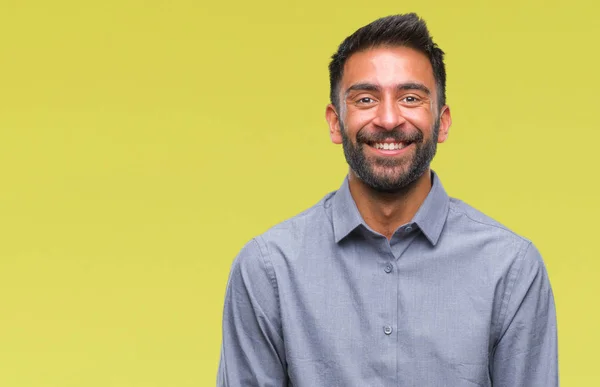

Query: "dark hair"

xmin=328 ymin=13 xmax=446 ymax=112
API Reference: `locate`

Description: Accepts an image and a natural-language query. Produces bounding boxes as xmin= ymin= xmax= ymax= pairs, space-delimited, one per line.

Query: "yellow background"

xmin=0 ymin=0 xmax=597 ymax=385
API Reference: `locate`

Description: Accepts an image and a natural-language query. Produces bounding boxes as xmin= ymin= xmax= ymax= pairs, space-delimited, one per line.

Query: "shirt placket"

xmin=389 ymin=224 xmax=419 ymax=386
xmin=373 ymin=236 xmax=399 ymax=386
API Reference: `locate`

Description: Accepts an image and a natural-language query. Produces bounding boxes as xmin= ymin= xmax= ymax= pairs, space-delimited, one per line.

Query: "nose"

xmin=373 ymin=99 xmax=406 ymax=130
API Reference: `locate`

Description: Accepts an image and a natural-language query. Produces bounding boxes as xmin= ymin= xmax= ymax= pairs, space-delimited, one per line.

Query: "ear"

xmin=436 ymin=105 xmax=452 ymax=143
xmin=325 ymin=104 xmax=343 ymax=144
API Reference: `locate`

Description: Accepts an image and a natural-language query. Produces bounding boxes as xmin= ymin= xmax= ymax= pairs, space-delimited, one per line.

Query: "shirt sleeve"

xmin=217 ymin=238 xmax=287 ymax=387
xmin=491 ymin=242 xmax=558 ymax=386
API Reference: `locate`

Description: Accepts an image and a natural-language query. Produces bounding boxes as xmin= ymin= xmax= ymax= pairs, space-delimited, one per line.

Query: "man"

xmin=217 ymin=13 xmax=558 ymax=387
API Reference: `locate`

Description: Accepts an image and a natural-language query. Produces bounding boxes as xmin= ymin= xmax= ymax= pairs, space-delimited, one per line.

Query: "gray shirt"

xmin=217 ymin=171 xmax=558 ymax=387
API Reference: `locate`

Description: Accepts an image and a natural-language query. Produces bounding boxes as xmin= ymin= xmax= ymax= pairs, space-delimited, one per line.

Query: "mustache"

xmin=356 ymin=129 xmax=423 ymax=144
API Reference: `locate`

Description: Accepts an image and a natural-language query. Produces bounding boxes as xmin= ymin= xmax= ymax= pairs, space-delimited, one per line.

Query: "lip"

xmin=366 ymin=142 xmax=414 ymax=156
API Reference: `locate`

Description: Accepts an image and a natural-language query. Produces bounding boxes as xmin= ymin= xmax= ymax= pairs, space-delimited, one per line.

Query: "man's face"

xmin=326 ymin=46 xmax=451 ymax=193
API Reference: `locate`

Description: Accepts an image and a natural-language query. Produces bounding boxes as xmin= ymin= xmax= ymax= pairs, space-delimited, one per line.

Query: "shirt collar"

xmin=331 ymin=170 xmax=450 ymax=245
xmin=411 ymin=170 xmax=450 ymax=246
xmin=331 ymin=176 xmax=364 ymax=244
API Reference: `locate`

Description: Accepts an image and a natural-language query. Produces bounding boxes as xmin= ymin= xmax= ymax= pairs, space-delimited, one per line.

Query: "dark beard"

xmin=340 ymin=119 xmax=439 ymax=194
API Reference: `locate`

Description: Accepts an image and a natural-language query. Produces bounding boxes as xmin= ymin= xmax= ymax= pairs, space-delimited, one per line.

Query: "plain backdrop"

xmin=1 ymin=0 xmax=598 ymax=385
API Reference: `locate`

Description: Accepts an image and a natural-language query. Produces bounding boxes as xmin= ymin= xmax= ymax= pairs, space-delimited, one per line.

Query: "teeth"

xmin=374 ymin=143 xmax=405 ymax=150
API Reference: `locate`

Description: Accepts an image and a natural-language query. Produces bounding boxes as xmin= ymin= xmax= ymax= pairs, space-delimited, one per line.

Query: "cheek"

xmin=345 ymin=110 xmax=374 ymax=132
xmin=401 ymin=108 xmax=434 ymax=131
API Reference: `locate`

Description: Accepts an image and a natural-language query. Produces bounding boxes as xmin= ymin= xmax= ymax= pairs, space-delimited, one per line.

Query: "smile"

xmin=372 ymin=142 xmax=409 ymax=150
xmin=366 ymin=141 xmax=413 ymax=155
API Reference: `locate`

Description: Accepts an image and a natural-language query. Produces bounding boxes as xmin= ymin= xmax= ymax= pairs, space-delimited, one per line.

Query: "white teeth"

xmin=374 ymin=142 xmax=405 ymax=150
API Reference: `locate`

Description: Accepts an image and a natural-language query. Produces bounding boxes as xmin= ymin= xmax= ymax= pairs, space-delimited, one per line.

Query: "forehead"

xmin=342 ymin=46 xmax=435 ymax=92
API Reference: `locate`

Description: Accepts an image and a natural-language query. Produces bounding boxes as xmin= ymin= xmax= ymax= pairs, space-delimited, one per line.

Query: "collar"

xmin=331 ymin=170 xmax=450 ymax=246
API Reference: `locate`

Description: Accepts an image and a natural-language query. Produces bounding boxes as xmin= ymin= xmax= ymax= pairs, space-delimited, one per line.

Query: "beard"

xmin=340 ymin=118 xmax=439 ymax=194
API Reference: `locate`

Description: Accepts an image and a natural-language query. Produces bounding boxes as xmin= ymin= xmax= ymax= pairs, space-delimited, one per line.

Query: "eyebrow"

xmin=344 ymin=82 xmax=431 ymax=97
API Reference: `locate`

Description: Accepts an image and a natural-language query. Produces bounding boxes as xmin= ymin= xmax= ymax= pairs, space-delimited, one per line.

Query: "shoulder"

xmin=255 ymin=190 xmax=335 ymax=246
xmin=445 ymin=197 xmax=545 ymax=269
xmin=445 ymin=197 xmax=546 ymax=275
xmin=447 ymin=196 xmax=531 ymax=245
xmin=235 ymin=190 xmax=337 ymax=264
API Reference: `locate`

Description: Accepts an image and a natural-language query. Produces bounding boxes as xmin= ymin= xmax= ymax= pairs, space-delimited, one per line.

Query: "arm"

xmin=491 ymin=242 xmax=558 ymax=386
xmin=217 ymin=238 xmax=287 ymax=387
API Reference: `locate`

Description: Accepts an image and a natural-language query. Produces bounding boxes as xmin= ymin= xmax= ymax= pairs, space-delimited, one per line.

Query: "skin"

xmin=325 ymin=46 xmax=452 ymax=240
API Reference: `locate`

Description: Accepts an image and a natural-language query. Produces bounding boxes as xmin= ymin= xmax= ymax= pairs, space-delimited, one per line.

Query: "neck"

xmin=347 ymin=169 xmax=433 ymax=240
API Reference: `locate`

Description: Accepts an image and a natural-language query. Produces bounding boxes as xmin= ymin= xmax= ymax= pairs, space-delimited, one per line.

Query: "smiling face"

xmin=326 ymin=45 xmax=451 ymax=193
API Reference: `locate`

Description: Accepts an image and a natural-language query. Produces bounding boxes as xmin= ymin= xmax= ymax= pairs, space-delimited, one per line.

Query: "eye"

xmin=402 ymin=96 xmax=420 ymax=104
xmin=356 ymin=97 xmax=376 ymax=105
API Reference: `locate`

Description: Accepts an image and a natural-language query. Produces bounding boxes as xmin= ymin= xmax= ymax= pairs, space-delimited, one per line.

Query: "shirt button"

xmin=384 ymin=263 xmax=393 ymax=273
xmin=405 ymin=225 xmax=413 ymax=233
xmin=384 ymin=326 xmax=393 ymax=335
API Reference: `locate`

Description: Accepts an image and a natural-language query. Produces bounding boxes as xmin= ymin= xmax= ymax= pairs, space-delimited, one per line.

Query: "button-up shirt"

xmin=217 ymin=171 xmax=558 ymax=387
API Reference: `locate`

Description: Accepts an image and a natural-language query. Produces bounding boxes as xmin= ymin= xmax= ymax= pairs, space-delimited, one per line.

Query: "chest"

xmin=276 ymin=241 xmax=496 ymax=386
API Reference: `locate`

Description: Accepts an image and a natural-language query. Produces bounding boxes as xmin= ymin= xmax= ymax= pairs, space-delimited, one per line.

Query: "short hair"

xmin=328 ymin=13 xmax=446 ymax=112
